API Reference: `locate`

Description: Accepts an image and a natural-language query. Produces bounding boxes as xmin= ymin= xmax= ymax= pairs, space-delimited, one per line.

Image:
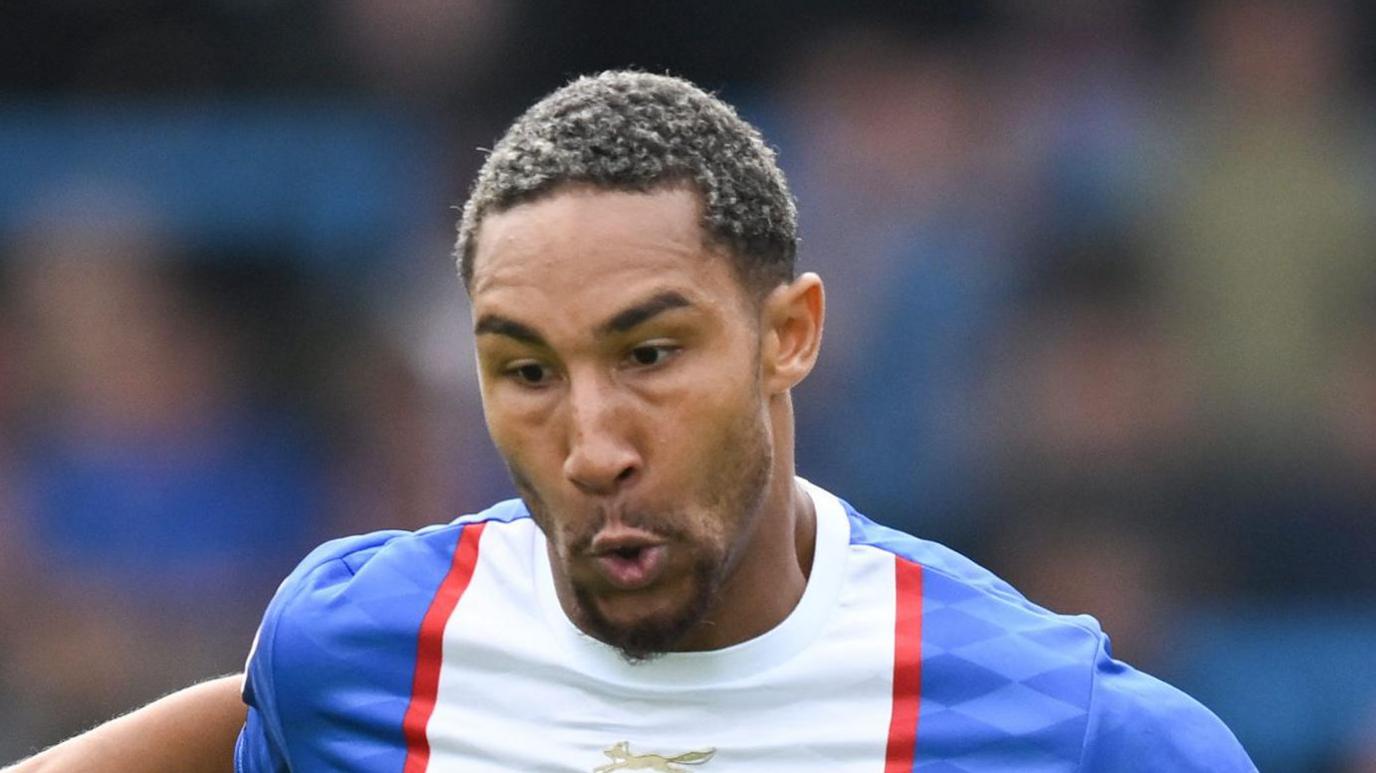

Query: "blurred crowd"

xmin=1 ymin=1 xmax=1374 ymax=770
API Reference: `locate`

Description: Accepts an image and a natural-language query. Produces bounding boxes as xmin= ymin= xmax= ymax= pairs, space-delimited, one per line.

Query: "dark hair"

xmin=455 ymin=71 xmax=798 ymax=295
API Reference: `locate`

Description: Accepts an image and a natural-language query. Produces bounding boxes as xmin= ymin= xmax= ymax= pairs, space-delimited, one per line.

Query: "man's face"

xmin=469 ymin=185 xmax=775 ymax=661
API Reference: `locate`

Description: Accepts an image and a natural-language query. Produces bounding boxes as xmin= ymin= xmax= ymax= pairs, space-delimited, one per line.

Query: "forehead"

xmin=469 ymin=186 xmax=747 ymax=327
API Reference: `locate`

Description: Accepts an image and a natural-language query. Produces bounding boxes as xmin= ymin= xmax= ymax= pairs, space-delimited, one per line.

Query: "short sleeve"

xmin=233 ymin=531 xmax=408 ymax=773
xmin=235 ymin=703 xmax=288 ymax=773
xmin=1080 ymin=636 xmax=1257 ymax=771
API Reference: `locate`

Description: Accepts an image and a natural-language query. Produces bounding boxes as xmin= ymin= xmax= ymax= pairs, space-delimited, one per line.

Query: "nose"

xmin=562 ymin=375 xmax=641 ymax=496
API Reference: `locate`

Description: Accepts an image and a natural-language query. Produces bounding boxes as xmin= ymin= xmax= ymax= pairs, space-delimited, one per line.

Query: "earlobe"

xmin=761 ymin=273 xmax=825 ymax=394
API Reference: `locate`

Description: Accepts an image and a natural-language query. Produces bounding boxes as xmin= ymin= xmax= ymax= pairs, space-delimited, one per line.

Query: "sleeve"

xmin=234 ymin=614 xmax=293 ymax=773
xmin=233 ymin=531 xmax=407 ymax=773
xmin=236 ymin=702 xmax=288 ymax=773
xmin=1079 ymin=636 xmax=1258 ymax=772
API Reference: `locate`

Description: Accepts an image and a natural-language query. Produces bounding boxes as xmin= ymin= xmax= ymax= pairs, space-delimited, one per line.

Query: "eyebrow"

xmin=473 ymin=315 xmax=547 ymax=347
xmin=474 ymin=290 xmax=694 ymax=347
xmin=599 ymin=291 xmax=692 ymax=336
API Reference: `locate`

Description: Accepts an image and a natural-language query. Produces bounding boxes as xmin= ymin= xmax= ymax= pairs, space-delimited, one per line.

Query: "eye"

xmin=505 ymin=360 xmax=553 ymax=385
xmin=627 ymin=343 xmax=678 ymax=368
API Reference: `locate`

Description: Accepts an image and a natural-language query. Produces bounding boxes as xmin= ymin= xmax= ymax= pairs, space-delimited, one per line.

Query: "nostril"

xmin=615 ymin=466 xmax=635 ymax=483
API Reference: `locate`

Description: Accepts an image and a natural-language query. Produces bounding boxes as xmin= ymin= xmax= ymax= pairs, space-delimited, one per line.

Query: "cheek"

xmin=659 ymin=376 xmax=767 ymax=502
xmin=641 ymin=385 xmax=733 ymax=471
xmin=483 ymin=400 xmax=563 ymax=497
xmin=678 ymin=370 xmax=761 ymax=446
xmin=663 ymin=338 xmax=760 ymax=417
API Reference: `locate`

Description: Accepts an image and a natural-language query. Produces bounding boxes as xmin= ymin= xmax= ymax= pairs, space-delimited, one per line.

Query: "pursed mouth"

xmin=602 ymin=544 xmax=650 ymax=560
xmin=588 ymin=542 xmax=668 ymax=591
xmin=585 ymin=525 xmax=668 ymax=558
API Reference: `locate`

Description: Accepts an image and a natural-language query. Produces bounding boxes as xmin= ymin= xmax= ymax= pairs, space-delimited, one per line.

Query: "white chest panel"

xmin=423 ymin=492 xmax=900 ymax=773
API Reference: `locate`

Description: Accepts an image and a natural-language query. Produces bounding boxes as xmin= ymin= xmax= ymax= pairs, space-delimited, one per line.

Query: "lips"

xmin=587 ymin=530 xmax=668 ymax=591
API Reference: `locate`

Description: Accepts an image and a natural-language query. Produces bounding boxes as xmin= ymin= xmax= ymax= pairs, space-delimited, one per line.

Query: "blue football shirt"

xmin=237 ymin=480 xmax=1255 ymax=771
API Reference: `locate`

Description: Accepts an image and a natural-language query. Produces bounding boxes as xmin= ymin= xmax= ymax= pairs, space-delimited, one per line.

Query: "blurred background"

xmin=1 ymin=0 xmax=1373 ymax=769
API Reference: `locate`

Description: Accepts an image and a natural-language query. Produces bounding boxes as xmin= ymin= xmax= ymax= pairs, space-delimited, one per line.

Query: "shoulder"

xmin=843 ymin=498 xmax=1096 ymax=645
xmin=1082 ymin=646 xmax=1256 ymax=771
xmin=242 ymin=499 xmax=531 ymax=741
xmin=258 ymin=498 xmax=531 ymax=649
xmin=842 ymin=498 xmax=1254 ymax=770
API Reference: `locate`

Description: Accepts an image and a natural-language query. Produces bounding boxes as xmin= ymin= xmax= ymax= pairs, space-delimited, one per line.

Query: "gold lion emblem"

xmin=593 ymin=741 xmax=717 ymax=772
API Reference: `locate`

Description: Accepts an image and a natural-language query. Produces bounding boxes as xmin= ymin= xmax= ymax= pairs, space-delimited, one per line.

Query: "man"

xmin=6 ymin=71 xmax=1255 ymax=771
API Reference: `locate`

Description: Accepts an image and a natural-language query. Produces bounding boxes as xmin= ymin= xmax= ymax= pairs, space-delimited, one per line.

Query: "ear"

xmin=760 ymin=272 xmax=825 ymax=395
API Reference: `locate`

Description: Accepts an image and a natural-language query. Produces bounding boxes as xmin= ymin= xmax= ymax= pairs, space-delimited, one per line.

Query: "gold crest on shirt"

xmin=593 ymin=741 xmax=716 ymax=771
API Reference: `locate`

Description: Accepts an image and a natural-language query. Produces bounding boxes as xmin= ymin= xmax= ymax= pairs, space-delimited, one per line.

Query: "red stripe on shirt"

xmin=885 ymin=556 xmax=924 ymax=772
xmin=402 ymin=522 xmax=486 ymax=773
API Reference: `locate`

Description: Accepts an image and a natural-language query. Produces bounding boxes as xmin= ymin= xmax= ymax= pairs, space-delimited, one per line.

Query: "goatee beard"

xmin=572 ymin=554 xmax=723 ymax=664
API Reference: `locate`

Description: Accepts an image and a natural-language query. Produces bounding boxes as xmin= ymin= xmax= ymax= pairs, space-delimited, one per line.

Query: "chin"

xmin=573 ymin=559 xmax=721 ymax=663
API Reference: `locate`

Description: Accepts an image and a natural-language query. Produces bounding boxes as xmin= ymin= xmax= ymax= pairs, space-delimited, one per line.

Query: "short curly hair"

xmin=455 ymin=71 xmax=798 ymax=296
